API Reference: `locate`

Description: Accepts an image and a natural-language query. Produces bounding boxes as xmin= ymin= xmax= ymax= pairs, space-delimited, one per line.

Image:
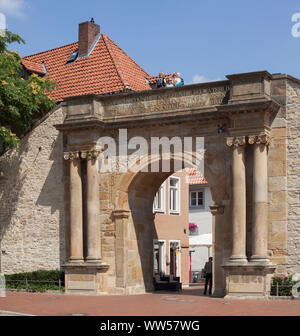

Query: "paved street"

xmin=0 ymin=286 xmax=299 ymax=316
xmin=0 ymin=312 xmax=31 ymax=316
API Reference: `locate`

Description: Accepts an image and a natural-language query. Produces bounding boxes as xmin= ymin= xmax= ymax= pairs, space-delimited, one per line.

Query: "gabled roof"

xmin=22 ymin=59 xmax=46 ymax=75
xmin=22 ymin=34 xmax=151 ymax=102
xmin=186 ymin=168 xmax=208 ymax=185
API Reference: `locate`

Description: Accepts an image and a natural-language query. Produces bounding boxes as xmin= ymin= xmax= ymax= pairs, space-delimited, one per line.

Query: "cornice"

xmin=55 ymin=98 xmax=280 ymax=132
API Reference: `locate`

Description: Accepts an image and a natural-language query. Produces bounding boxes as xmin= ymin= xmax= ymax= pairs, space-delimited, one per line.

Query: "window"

xmin=66 ymin=49 xmax=79 ymax=64
xmin=190 ymin=190 xmax=204 ymax=208
xmin=169 ymin=177 xmax=180 ymax=214
xmin=153 ymin=182 xmax=165 ymax=213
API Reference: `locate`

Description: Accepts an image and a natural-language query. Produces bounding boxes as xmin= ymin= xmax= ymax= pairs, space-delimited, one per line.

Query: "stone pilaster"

xmin=210 ymin=203 xmax=226 ymax=297
xmin=248 ymin=134 xmax=271 ymax=264
xmin=81 ymin=149 xmax=101 ymax=262
xmin=113 ymin=209 xmax=130 ymax=289
xmin=64 ymin=151 xmax=84 ymax=263
xmin=226 ymin=137 xmax=247 ymax=264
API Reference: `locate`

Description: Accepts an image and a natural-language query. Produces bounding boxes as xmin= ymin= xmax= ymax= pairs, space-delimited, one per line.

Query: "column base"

xmin=86 ymin=257 xmax=101 ymax=263
xmin=227 ymin=256 xmax=248 ymax=265
xmin=250 ymin=256 xmax=269 ymax=264
xmin=68 ymin=257 xmax=84 ymax=263
xmin=63 ymin=262 xmax=109 ymax=295
xmin=222 ymin=263 xmax=276 ymax=299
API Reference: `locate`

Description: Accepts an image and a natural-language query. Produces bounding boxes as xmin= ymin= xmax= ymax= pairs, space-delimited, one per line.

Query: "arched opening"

xmin=114 ymin=143 xmax=229 ymax=295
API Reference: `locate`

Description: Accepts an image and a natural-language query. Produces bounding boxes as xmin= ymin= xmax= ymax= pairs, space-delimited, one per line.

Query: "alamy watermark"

xmin=92 ymin=129 xmax=205 ymax=175
xmin=0 ymin=274 xmax=5 ymax=298
xmin=292 ymin=281 xmax=300 ymax=298
xmin=291 ymin=13 xmax=300 ymax=37
xmin=0 ymin=12 xmax=5 ymax=37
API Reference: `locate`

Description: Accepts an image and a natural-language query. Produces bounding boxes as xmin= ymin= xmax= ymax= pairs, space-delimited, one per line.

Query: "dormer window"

xmin=66 ymin=49 xmax=79 ymax=64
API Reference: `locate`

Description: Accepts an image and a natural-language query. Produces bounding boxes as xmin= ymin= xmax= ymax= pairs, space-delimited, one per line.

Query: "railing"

xmin=270 ymin=280 xmax=297 ymax=297
xmin=5 ymin=279 xmax=65 ymax=292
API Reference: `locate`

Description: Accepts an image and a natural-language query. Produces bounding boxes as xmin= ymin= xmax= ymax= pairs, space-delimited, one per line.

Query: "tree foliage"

xmin=0 ymin=30 xmax=56 ymax=150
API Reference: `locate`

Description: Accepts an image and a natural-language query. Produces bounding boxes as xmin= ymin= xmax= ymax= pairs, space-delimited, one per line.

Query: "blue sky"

xmin=1 ymin=0 xmax=300 ymax=84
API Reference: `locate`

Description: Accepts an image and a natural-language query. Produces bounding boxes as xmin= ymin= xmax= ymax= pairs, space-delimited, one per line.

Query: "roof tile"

xmin=22 ymin=34 xmax=151 ymax=101
xmin=185 ymin=168 xmax=208 ymax=185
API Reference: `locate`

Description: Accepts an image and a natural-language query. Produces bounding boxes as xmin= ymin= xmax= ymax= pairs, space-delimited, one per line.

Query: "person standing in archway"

xmin=203 ymin=257 xmax=213 ymax=296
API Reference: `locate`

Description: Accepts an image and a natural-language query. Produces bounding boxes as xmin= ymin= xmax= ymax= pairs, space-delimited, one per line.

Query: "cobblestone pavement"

xmin=0 ymin=286 xmax=299 ymax=316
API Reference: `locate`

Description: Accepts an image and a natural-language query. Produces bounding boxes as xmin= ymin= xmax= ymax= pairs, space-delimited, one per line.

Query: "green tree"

xmin=0 ymin=30 xmax=56 ymax=150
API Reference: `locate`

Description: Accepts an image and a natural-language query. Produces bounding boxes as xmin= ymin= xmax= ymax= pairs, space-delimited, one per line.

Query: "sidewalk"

xmin=0 ymin=286 xmax=299 ymax=316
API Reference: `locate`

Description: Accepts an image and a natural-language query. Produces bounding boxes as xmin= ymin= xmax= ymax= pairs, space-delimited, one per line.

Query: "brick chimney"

xmin=78 ymin=19 xmax=100 ymax=57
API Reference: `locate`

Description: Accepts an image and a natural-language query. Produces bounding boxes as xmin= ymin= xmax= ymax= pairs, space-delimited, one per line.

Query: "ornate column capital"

xmin=226 ymin=136 xmax=246 ymax=148
xmin=81 ymin=149 xmax=101 ymax=160
xmin=248 ymin=134 xmax=272 ymax=146
xmin=64 ymin=151 xmax=80 ymax=161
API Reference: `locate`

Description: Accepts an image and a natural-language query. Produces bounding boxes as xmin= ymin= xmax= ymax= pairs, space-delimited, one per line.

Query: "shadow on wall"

xmin=128 ymin=170 xmax=171 ymax=292
xmin=0 ymin=139 xmax=31 ymax=251
xmin=35 ymin=133 xmax=66 ymax=267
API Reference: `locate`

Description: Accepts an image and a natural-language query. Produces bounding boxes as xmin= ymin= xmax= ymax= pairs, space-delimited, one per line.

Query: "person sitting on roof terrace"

xmin=174 ymin=72 xmax=184 ymax=87
xmin=166 ymin=76 xmax=174 ymax=88
xmin=156 ymin=72 xmax=166 ymax=88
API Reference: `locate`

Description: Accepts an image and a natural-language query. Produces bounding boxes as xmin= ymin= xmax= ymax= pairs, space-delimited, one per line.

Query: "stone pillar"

xmin=64 ymin=151 xmax=84 ymax=263
xmin=210 ymin=204 xmax=226 ymax=297
xmin=226 ymin=137 xmax=247 ymax=264
xmin=113 ymin=209 xmax=130 ymax=289
xmin=248 ymin=134 xmax=271 ymax=264
xmin=82 ymin=149 xmax=101 ymax=262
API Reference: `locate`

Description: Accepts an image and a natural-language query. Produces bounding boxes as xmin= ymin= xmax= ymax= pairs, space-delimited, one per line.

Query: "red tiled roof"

xmin=186 ymin=168 xmax=208 ymax=185
xmin=21 ymin=59 xmax=46 ymax=75
xmin=22 ymin=34 xmax=151 ymax=102
xmin=148 ymin=74 xmax=172 ymax=85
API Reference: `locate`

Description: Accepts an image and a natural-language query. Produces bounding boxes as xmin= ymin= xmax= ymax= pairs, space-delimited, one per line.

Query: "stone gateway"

xmin=0 ymin=70 xmax=299 ymax=299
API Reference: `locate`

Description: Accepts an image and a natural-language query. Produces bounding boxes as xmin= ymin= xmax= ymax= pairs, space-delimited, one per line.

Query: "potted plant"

xmin=189 ymin=222 xmax=198 ymax=232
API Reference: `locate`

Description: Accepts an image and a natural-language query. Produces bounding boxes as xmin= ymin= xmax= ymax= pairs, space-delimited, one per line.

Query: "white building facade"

xmin=188 ymin=169 xmax=213 ymax=277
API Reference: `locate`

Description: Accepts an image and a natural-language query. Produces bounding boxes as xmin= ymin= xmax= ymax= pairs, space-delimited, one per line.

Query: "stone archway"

xmin=56 ymin=71 xmax=280 ymax=298
xmin=111 ymin=142 xmax=230 ymax=296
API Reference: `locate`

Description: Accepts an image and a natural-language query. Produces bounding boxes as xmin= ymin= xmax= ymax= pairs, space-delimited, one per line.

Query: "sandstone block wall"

xmin=265 ymin=76 xmax=288 ymax=275
xmin=286 ymin=79 xmax=300 ymax=274
xmin=0 ymin=106 xmax=66 ymax=274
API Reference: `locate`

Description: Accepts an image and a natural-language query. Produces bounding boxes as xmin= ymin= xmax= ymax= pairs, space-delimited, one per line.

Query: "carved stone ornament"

xmin=226 ymin=136 xmax=246 ymax=148
xmin=248 ymin=134 xmax=272 ymax=146
xmin=81 ymin=149 xmax=101 ymax=160
xmin=209 ymin=204 xmax=225 ymax=215
xmin=63 ymin=151 xmax=80 ymax=161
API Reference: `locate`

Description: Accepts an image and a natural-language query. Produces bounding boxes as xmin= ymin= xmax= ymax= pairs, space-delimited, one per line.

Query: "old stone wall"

xmin=0 ymin=106 xmax=66 ymax=274
xmin=286 ymin=79 xmax=300 ymax=274
xmin=268 ymin=77 xmax=288 ymax=275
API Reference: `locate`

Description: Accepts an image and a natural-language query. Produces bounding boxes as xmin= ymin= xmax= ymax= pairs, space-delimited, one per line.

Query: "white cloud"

xmin=0 ymin=12 xmax=6 ymax=31
xmin=0 ymin=0 xmax=25 ymax=17
xmin=192 ymin=74 xmax=222 ymax=84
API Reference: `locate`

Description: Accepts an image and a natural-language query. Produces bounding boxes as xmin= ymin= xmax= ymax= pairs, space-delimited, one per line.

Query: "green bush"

xmin=270 ymin=275 xmax=297 ymax=296
xmin=4 ymin=270 xmax=64 ymax=292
